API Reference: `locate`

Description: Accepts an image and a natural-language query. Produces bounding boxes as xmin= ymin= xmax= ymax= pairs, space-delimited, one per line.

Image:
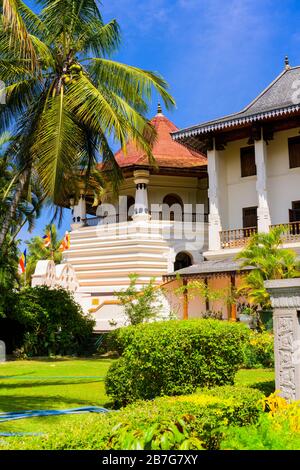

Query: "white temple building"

xmin=33 ymin=60 xmax=300 ymax=329
xmin=33 ymin=106 xmax=208 ymax=330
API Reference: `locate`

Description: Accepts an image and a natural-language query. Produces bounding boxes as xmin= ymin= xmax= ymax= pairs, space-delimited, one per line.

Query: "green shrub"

xmin=221 ymin=398 xmax=300 ymax=450
xmin=115 ymin=274 xmax=164 ymax=325
xmin=242 ymin=331 xmax=274 ymax=369
xmin=106 ymin=319 xmax=250 ymax=405
xmin=1 ymin=386 xmax=263 ymax=450
xmin=0 ymin=286 xmax=95 ymax=356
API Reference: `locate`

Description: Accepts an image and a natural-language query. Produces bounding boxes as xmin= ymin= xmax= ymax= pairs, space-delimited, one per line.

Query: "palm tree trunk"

xmin=0 ymin=170 xmax=29 ymax=248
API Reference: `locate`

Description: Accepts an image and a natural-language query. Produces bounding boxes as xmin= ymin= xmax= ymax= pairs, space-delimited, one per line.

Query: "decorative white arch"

xmin=32 ymin=260 xmax=79 ymax=292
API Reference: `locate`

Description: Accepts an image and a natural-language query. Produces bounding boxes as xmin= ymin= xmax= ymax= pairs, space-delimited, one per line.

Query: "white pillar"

xmin=133 ymin=170 xmax=150 ymax=221
xmin=265 ymin=279 xmax=300 ymax=401
xmin=71 ymin=193 xmax=86 ymax=229
xmin=255 ymin=131 xmax=271 ymax=233
xmin=208 ymin=142 xmax=222 ymax=251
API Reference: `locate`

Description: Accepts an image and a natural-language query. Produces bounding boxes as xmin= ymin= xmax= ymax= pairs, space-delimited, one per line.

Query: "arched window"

xmin=163 ymin=194 xmax=183 ymax=221
xmin=174 ymin=252 xmax=192 ymax=271
xmin=127 ymin=196 xmax=135 ymax=221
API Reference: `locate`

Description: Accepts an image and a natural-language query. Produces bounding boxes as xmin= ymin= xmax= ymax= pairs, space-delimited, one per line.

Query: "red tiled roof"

xmin=113 ymin=112 xmax=207 ymax=169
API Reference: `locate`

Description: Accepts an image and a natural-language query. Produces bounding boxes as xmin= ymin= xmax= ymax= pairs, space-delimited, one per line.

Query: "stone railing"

xmin=271 ymin=222 xmax=300 ymax=243
xmin=220 ymin=227 xmax=257 ymax=249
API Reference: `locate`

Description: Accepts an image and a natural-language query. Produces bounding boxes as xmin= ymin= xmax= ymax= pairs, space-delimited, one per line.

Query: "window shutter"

xmin=240 ymin=146 xmax=256 ymax=177
xmin=243 ymin=207 xmax=258 ymax=228
xmin=288 ymin=137 xmax=300 ymax=168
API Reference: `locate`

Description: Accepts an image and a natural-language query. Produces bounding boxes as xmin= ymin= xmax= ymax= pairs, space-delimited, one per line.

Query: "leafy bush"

xmin=0 ymin=286 xmax=95 ymax=356
xmin=115 ymin=274 xmax=163 ymax=325
xmin=221 ymin=394 xmax=300 ymax=450
xmin=242 ymin=331 xmax=274 ymax=369
xmin=106 ymin=319 xmax=250 ymax=405
xmin=1 ymin=386 xmax=263 ymax=450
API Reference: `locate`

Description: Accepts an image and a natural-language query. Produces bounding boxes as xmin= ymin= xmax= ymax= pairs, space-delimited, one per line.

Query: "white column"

xmin=71 ymin=193 xmax=86 ymax=229
xmin=265 ymin=279 xmax=300 ymax=401
xmin=255 ymin=130 xmax=271 ymax=233
xmin=208 ymin=142 xmax=222 ymax=251
xmin=133 ymin=170 xmax=151 ymax=221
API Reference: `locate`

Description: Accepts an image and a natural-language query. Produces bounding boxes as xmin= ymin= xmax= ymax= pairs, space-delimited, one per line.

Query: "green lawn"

xmin=0 ymin=358 xmax=275 ymax=440
xmin=0 ymin=357 xmax=113 ymax=436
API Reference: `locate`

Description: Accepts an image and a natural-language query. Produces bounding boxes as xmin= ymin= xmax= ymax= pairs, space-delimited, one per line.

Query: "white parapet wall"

xmin=31 ymin=259 xmax=177 ymax=332
xmin=32 ymin=260 xmax=80 ymax=292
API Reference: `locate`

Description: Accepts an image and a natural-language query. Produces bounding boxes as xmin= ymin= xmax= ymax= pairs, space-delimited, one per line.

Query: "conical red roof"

xmin=114 ymin=111 xmax=207 ymax=169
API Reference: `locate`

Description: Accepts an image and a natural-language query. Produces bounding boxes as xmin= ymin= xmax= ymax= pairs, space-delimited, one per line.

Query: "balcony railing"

xmin=220 ymin=227 xmax=257 ymax=249
xmin=82 ymin=212 xmax=209 ymax=227
xmin=150 ymin=212 xmax=209 ymax=223
xmin=271 ymin=222 xmax=300 ymax=242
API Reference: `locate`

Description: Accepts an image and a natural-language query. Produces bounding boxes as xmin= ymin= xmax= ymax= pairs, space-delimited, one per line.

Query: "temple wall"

xmin=223 ymin=138 xmax=257 ymax=230
xmin=212 ymin=129 xmax=300 ymax=232
xmin=267 ymin=129 xmax=300 ymax=225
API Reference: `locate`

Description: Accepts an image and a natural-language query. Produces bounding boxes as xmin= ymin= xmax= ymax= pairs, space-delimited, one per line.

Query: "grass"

xmin=0 ymin=358 xmax=275 ymax=444
xmin=235 ymin=368 xmax=275 ymax=396
xmin=0 ymin=357 xmax=113 ymax=436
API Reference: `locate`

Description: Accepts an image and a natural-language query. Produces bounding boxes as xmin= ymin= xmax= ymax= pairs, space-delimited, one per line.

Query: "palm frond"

xmin=100 ymin=86 xmax=158 ymax=163
xmin=90 ymin=58 xmax=176 ymax=110
xmin=32 ymin=87 xmax=86 ymax=201
xmin=40 ymin=0 xmax=102 ymax=43
xmin=66 ymin=72 xmax=128 ymax=147
xmin=2 ymin=0 xmax=38 ymax=68
xmin=0 ymin=78 xmax=43 ymax=130
xmin=78 ymin=19 xmax=120 ymax=57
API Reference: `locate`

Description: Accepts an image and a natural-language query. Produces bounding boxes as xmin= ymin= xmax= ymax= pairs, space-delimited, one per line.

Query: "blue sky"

xmin=19 ymin=0 xmax=300 ymax=247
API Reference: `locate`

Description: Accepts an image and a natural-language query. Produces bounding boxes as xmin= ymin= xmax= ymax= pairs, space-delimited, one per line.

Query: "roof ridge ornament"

xmin=156 ymin=103 xmax=164 ymax=116
xmin=285 ymin=55 xmax=291 ymax=70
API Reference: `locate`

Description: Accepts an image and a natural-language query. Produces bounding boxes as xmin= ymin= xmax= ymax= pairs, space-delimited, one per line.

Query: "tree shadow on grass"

xmin=0 ymin=393 xmax=106 ymax=412
xmin=5 ymin=357 xmax=70 ymax=363
xmin=0 ymin=379 xmax=103 ymax=390
xmin=0 ymin=371 xmax=37 ymax=378
xmin=250 ymin=380 xmax=275 ymax=396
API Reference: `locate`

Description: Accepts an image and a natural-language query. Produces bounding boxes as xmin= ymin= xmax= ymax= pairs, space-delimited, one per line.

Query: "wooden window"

xmin=240 ymin=146 xmax=256 ymax=177
xmin=290 ymin=201 xmax=300 ymax=222
xmin=243 ymin=206 xmax=258 ymax=229
xmin=288 ymin=137 xmax=300 ymax=168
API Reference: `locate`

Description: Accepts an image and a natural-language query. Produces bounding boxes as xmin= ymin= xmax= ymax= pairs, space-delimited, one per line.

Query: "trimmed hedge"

xmin=106 ymin=320 xmax=250 ymax=405
xmin=1 ymin=386 xmax=263 ymax=450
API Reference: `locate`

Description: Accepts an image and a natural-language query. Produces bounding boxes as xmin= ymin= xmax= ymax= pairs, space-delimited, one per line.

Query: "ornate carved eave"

xmin=265 ymin=279 xmax=300 ymax=309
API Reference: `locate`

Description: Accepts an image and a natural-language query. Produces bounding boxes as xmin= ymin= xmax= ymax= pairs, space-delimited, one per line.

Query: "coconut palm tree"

xmin=25 ymin=223 xmax=62 ymax=284
xmin=237 ymin=226 xmax=300 ymax=308
xmin=0 ymin=0 xmax=175 ymax=247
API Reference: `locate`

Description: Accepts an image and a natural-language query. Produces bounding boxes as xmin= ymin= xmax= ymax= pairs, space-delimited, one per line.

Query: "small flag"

xmin=43 ymin=231 xmax=51 ymax=248
xmin=18 ymin=250 xmax=26 ymax=275
xmin=59 ymin=231 xmax=70 ymax=252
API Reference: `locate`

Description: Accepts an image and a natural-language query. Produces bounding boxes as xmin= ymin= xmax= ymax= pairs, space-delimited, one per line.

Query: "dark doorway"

xmin=127 ymin=196 xmax=135 ymax=221
xmin=163 ymin=194 xmax=183 ymax=221
xmin=243 ymin=206 xmax=258 ymax=229
xmin=174 ymin=252 xmax=192 ymax=271
xmin=289 ymin=201 xmax=300 ymax=222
